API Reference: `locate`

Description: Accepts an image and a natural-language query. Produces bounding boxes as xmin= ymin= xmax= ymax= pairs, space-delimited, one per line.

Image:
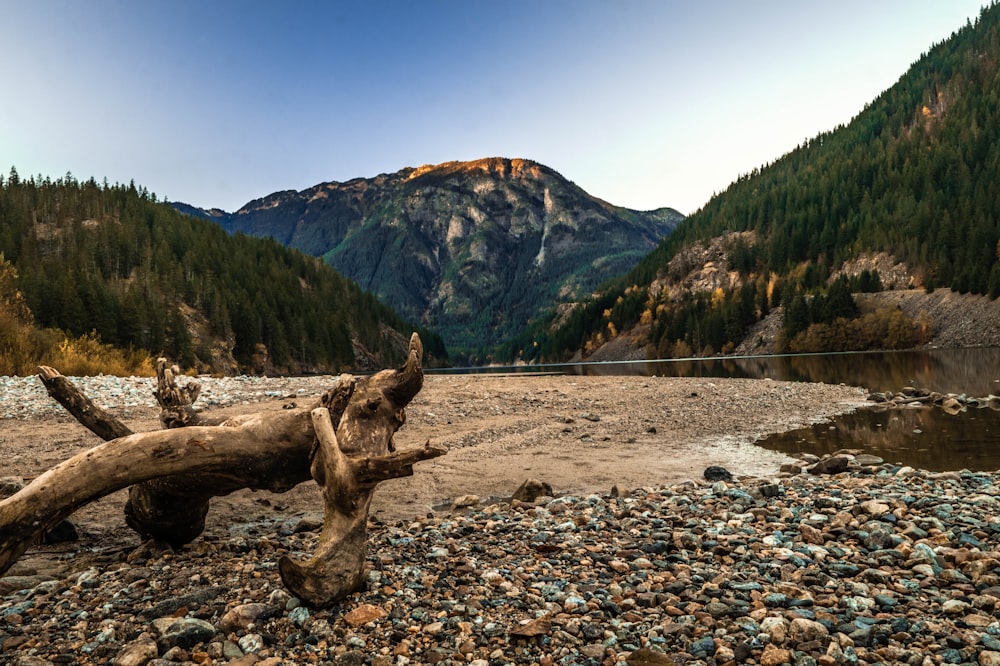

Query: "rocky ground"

xmin=4 ymin=373 xmax=998 ymax=664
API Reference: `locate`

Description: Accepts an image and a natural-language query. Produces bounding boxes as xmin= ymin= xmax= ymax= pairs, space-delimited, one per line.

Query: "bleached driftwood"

xmin=2 ymin=333 xmax=445 ymax=606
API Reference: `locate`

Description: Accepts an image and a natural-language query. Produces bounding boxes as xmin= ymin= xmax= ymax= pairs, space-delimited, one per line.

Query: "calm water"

xmin=435 ymin=348 xmax=1000 ymax=472
xmin=758 ymin=406 xmax=1000 ymax=472
xmin=562 ymin=347 xmax=1000 ymax=396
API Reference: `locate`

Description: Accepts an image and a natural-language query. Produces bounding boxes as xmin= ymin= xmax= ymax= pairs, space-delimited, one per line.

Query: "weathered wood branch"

xmin=3 ymin=333 xmax=443 ymax=607
xmin=37 ymin=359 xmax=242 ymax=546
xmin=37 ymin=366 xmax=133 ymax=441
xmin=0 ymin=418 xmax=311 ymax=575
xmin=278 ymin=404 xmax=446 ymax=606
xmin=125 ymin=376 xmax=359 ymax=546
xmin=352 ymin=441 xmax=448 ymax=486
xmin=155 ymin=358 xmax=204 ymax=429
xmin=279 ymin=334 xmax=438 ymax=605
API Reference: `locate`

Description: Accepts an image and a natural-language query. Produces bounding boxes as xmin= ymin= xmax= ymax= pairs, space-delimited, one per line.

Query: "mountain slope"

xmin=0 ymin=173 xmax=445 ymax=374
xmin=183 ymin=158 xmax=681 ymax=357
xmin=531 ymin=4 xmax=1000 ymax=362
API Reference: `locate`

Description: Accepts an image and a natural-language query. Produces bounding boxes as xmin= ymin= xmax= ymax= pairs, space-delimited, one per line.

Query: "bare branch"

xmin=37 ymin=366 xmax=132 ymax=441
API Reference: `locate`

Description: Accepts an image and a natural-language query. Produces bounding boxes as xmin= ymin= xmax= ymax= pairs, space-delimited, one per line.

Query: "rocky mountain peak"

xmin=178 ymin=158 xmax=683 ymax=358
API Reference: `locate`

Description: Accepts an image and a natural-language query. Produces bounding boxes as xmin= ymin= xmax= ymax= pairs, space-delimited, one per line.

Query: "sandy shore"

xmin=385 ymin=375 xmax=868 ymax=519
xmin=0 ymin=374 xmax=867 ymax=572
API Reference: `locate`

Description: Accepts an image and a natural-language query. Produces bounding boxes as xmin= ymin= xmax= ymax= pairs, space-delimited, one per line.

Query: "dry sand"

xmin=0 ymin=374 xmax=868 ymax=579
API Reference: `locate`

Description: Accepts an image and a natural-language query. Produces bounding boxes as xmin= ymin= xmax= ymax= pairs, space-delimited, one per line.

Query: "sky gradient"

xmin=0 ymin=1 xmax=987 ymax=215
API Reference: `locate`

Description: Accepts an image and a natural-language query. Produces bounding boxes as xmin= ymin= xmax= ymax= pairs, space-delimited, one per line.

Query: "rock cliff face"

xmin=186 ymin=158 xmax=681 ymax=352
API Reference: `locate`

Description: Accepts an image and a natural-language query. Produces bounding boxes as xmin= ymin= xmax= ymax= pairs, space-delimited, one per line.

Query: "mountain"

xmin=180 ymin=158 xmax=682 ymax=359
xmin=527 ymin=4 xmax=1000 ymax=362
xmin=0 ymin=172 xmax=446 ymax=375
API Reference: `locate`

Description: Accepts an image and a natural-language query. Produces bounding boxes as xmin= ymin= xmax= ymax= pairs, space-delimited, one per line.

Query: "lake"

xmin=435 ymin=348 xmax=1000 ymax=472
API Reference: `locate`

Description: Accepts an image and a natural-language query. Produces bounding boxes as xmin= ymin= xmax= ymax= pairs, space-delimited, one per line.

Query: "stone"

xmin=511 ymin=478 xmax=553 ymax=502
xmin=510 ymin=615 xmax=551 ymax=637
xmin=451 ymin=495 xmax=480 ymax=510
xmin=344 ymin=603 xmax=387 ymax=627
xmin=760 ymin=644 xmax=794 ymax=666
xmin=157 ymin=617 xmax=217 ymax=651
xmin=941 ymin=397 xmax=963 ymax=414
xmin=292 ymin=516 xmax=323 ymax=533
xmin=138 ymin=587 xmax=225 ymax=619
xmin=980 ymin=651 xmax=1000 ymax=666
xmin=809 ymin=456 xmax=850 ymax=475
xmin=760 ymin=616 xmax=788 ymax=644
xmin=941 ymin=599 xmax=971 ymax=615
xmin=800 ymin=523 xmax=825 ymax=545
xmin=859 ymin=500 xmax=890 ymax=517
xmin=114 ymin=634 xmax=159 ymax=666
xmin=238 ymin=633 xmax=264 ymax=654
xmin=789 ymin=618 xmax=829 ymax=643
xmin=704 ymin=466 xmax=733 ymax=481
xmin=217 ymin=603 xmax=282 ymax=633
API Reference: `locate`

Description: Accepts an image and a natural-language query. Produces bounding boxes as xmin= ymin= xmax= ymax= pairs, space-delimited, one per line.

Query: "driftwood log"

xmin=1 ymin=333 xmax=445 ymax=606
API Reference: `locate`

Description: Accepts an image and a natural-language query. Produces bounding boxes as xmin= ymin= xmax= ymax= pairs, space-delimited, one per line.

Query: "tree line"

xmin=0 ymin=171 xmax=446 ymax=375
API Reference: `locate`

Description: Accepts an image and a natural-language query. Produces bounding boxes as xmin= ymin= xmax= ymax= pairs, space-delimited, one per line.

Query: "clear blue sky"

xmin=0 ymin=1 xmax=987 ymax=215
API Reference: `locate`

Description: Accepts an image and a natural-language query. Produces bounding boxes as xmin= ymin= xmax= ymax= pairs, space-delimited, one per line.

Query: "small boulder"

xmin=217 ymin=603 xmax=282 ymax=633
xmin=941 ymin=397 xmax=963 ymax=415
xmin=511 ymin=478 xmax=553 ymax=503
xmin=703 ymin=466 xmax=733 ymax=482
xmin=808 ymin=456 xmax=850 ymax=475
xmin=156 ymin=617 xmax=217 ymax=652
xmin=451 ymin=495 xmax=480 ymax=510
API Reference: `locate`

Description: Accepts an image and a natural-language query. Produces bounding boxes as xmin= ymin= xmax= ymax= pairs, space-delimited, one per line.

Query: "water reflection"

xmin=757 ymin=405 xmax=1000 ymax=472
xmin=564 ymin=347 xmax=1000 ymax=396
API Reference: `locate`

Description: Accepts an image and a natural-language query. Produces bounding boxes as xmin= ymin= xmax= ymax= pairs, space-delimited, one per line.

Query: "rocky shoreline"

xmin=2 ymin=456 xmax=1000 ymax=665
xmin=5 ymin=373 xmax=997 ymax=665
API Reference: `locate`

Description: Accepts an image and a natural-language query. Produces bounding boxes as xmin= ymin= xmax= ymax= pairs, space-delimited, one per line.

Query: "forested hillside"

xmin=522 ymin=3 xmax=1000 ymax=362
xmin=0 ymin=172 xmax=445 ymax=375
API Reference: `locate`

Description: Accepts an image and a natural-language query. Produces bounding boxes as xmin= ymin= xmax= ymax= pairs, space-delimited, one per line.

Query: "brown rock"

xmin=979 ymin=651 xmax=1000 ymax=666
xmin=511 ymin=478 xmax=553 ymax=502
xmin=344 ymin=603 xmax=387 ymax=627
xmin=217 ymin=603 xmax=281 ymax=633
xmin=808 ymin=456 xmax=849 ymax=475
xmin=760 ymin=644 xmax=794 ymax=666
xmin=451 ymin=494 xmax=480 ymax=510
xmin=626 ymin=646 xmax=676 ymax=665
xmin=510 ymin=614 xmax=552 ymax=637
xmin=789 ymin=618 xmax=829 ymax=643
xmin=941 ymin=397 xmax=963 ymax=414
xmin=114 ymin=634 xmax=159 ymax=666
xmin=799 ymin=523 xmax=825 ymax=545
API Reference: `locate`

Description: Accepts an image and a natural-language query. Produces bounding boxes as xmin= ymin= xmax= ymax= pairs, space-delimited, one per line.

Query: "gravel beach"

xmin=6 ymin=373 xmax=995 ymax=665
